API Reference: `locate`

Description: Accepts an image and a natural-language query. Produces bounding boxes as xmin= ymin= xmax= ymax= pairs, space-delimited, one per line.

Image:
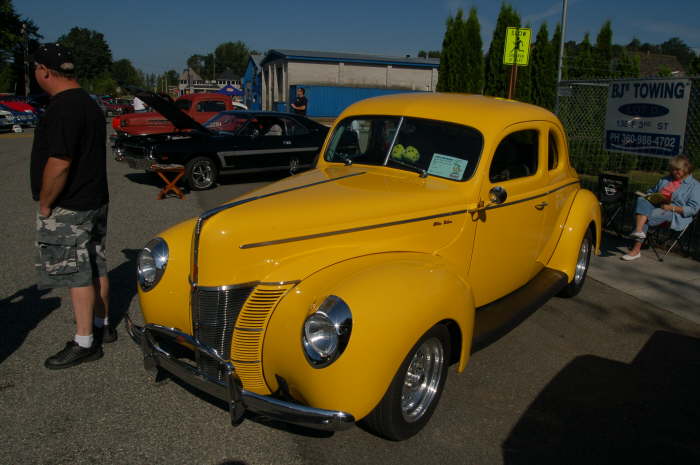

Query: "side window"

xmin=197 ymin=100 xmax=226 ymax=112
xmin=260 ymin=117 xmax=284 ymax=136
xmin=283 ymin=118 xmax=310 ymax=136
xmin=489 ymin=130 xmax=539 ymax=182
xmin=548 ymin=131 xmax=559 ymax=170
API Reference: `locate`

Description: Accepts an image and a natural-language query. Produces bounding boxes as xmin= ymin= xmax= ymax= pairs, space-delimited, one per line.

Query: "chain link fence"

xmin=557 ymin=77 xmax=700 ymax=259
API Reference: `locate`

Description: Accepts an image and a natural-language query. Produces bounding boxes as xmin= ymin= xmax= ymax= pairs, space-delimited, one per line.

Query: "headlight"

xmin=137 ymin=238 xmax=168 ymax=291
xmin=302 ymin=295 xmax=352 ymax=368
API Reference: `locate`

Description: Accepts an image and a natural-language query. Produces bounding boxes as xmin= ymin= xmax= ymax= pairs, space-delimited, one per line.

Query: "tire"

xmin=559 ymin=228 xmax=593 ymax=298
xmin=362 ymin=324 xmax=451 ymax=441
xmin=185 ymin=156 xmax=218 ymax=190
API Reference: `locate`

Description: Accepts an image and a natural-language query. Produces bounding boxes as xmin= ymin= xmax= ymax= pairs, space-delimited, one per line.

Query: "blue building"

xmin=242 ymin=54 xmax=264 ymax=111
xmin=258 ymin=49 xmax=439 ymax=117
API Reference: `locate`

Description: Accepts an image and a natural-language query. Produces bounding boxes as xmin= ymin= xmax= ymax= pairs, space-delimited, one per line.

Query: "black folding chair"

xmin=597 ymin=174 xmax=628 ymax=232
xmin=646 ymin=212 xmax=699 ymax=261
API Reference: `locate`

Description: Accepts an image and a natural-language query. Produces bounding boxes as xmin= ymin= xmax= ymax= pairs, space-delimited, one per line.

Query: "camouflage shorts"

xmin=35 ymin=204 xmax=109 ymax=289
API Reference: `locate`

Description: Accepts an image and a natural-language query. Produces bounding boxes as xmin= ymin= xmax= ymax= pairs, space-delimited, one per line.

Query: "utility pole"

xmin=555 ymin=0 xmax=569 ymax=113
xmin=22 ymin=22 xmax=30 ymax=97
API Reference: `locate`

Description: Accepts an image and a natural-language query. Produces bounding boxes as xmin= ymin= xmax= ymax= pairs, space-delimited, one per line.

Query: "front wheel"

xmin=362 ymin=324 xmax=450 ymax=441
xmin=185 ymin=156 xmax=218 ymax=190
xmin=559 ymin=228 xmax=593 ymax=298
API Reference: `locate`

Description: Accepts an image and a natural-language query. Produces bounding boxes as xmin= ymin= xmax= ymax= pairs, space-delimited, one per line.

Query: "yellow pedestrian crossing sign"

xmin=503 ymin=27 xmax=531 ymax=66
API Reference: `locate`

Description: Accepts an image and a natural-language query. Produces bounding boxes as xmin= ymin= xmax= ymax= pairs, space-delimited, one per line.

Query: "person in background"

xmin=290 ymin=87 xmax=307 ymax=115
xmin=622 ymin=155 xmax=700 ymax=261
xmin=30 ymin=43 xmax=115 ymax=369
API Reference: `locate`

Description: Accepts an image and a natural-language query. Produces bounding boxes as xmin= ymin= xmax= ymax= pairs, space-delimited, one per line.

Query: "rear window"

xmin=197 ymin=100 xmax=226 ymax=112
xmin=325 ymin=116 xmax=483 ymax=181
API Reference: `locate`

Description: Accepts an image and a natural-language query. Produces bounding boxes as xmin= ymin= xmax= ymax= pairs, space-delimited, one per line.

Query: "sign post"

xmin=604 ymin=79 xmax=692 ymax=158
xmin=503 ymin=27 xmax=531 ymax=99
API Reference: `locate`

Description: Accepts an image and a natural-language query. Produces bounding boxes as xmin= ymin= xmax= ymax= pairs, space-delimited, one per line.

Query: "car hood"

xmin=127 ymin=87 xmax=211 ymax=134
xmin=192 ymin=165 xmax=474 ymax=286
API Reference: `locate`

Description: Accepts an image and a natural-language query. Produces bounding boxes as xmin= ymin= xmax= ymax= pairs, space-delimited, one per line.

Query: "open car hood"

xmin=126 ymin=87 xmax=212 ymax=134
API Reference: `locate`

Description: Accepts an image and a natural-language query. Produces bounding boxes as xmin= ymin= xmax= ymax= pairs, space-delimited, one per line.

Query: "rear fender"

xmin=262 ymin=252 xmax=475 ymax=420
xmin=547 ymin=189 xmax=601 ymax=282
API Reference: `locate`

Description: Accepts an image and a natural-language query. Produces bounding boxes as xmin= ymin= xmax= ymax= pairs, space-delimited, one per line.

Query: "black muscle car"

xmin=116 ymin=90 xmax=329 ymax=190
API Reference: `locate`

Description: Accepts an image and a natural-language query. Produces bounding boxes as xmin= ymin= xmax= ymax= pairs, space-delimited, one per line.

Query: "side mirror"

xmin=489 ymin=186 xmax=507 ymax=204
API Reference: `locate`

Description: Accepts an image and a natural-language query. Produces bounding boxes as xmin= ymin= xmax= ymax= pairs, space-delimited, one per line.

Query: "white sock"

xmin=74 ymin=334 xmax=94 ymax=348
xmin=94 ymin=317 xmax=109 ymax=328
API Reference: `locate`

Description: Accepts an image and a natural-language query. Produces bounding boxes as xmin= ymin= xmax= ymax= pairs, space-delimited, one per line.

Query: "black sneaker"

xmin=44 ymin=341 xmax=103 ymax=370
xmin=95 ymin=324 xmax=118 ymax=344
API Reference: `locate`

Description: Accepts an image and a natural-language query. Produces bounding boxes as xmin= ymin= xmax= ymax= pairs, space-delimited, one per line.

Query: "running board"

xmin=471 ymin=268 xmax=568 ymax=353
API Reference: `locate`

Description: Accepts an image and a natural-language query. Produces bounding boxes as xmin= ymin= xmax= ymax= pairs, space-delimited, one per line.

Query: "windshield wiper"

xmin=389 ymin=158 xmax=428 ymax=177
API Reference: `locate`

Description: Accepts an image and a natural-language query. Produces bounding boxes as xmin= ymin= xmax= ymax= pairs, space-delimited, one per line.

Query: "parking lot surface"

xmin=1 ymin=130 xmax=699 ymax=465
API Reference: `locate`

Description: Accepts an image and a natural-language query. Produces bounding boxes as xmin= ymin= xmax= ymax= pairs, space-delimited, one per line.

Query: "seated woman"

xmin=623 ymin=155 xmax=700 ymax=261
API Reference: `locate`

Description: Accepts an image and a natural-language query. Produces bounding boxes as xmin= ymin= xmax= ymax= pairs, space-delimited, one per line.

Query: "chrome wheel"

xmin=401 ymin=337 xmax=444 ymax=423
xmin=573 ymin=233 xmax=591 ymax=286
xmin=191 ymin=160 xmax=214 ymax=189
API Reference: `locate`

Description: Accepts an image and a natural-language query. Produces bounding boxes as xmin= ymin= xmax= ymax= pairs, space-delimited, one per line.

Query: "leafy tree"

xmin=659 ymin=37 xmax=695 ymax=68
xmin=90 ymin=71 xmax=117 ymax=95
xmin=187 ymin=54 xmax=207 ymax=79
xmin=612 ymin=50 xmax=640 ymax=78
xmin=1 ymin=1 xmax=41 ymax=94
xmin=593 ymin=20 xmax=613 ymax=78
xmin=531 ymin=22 xmax=556 ymax=109
xmin=484 ymin=3 xmax=520 ymax=97
xmin=417 ymin=50 xmax=440 ymax=58
xmin=111 ymin=58 xmax=143 ymax=87
xmin=215 ymin=41 xmax=251 ymax=77
xmin=657 ymin=65 xmax=672 ymax=77
xmin=58 ymin=27 xmax=112 ymax=81
xmin=689 ymin=54 xmax=700 ymax=75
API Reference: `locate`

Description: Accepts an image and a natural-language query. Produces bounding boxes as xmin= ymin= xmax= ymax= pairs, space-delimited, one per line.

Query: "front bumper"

xmin=125 ymin=315 xmax=355 ymax=432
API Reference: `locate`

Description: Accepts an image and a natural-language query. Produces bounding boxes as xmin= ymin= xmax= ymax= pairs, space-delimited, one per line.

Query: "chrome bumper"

xmin=125 ymin=315 xmax=355 ymax=432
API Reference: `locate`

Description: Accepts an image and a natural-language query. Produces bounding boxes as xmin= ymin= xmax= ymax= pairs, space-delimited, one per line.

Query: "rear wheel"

xmin=362 ymin=324 xmax=450 ymax=441
xmin=185 ymin=156 xmax=218 ymax=190
xmin=559 ymin=228 xmax=593 ymax=298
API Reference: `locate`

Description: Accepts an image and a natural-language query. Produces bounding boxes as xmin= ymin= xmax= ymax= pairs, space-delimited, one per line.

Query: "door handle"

xmin=535 ymin=201 xmax=549 ymax=210
xmin=283 ymin=140 xmax=292 ymax=145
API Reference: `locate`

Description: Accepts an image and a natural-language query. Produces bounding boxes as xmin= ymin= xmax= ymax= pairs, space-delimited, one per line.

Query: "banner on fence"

xmin=604 ymin=79 xmax=691 ymax=158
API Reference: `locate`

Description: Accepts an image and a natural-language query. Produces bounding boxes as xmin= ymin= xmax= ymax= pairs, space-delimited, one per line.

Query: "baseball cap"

xmin=33 ymin=43 xmax=75 ymax=75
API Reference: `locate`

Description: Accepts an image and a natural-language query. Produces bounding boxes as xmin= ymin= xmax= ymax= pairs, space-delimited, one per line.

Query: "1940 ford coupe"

xmin=127 ymin=93 xmax=601 ymax=440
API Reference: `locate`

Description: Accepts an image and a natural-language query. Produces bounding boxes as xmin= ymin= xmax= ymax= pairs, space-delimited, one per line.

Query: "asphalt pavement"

xmin=1 ymin=129 xmax=699 ymax=465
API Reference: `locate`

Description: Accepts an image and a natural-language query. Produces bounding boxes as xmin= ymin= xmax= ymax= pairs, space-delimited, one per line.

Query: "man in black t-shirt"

xmin=290 ymin=87 xmax=308 ymax=115
xmin=30 ymin=43 xmax=114 ymax=370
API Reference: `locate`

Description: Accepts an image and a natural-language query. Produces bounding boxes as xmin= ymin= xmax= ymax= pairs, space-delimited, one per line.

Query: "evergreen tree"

xmin=462 ymin=7 xmax=484 ymax=94
xmin=450 ymin=9 xmax=468 ymax=92
xmin=531 ymin=22 xmax=556 ymax=109
xmin=551 ymin=23 xmax=565 ymax=81
xmin=436 ymin=15 xmax=454 ymax=92
xmin=484 ymin=3 xmax=520 ymax=97
xmin=570 ymin=33 xmax=594 ymax=79
xmin=58 ymin=27 xmax=112 ymax=82
xmin=689 ymin=53 xmax=700 ymax=75
xmin=514 ymin=23 xmax=533 ymax=102
xmin=593 ymin=20 xmax=613 ymax=78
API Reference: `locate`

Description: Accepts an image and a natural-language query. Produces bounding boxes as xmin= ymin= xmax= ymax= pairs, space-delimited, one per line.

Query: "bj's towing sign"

xmin=604 ymin=79 xmax=691 ymax=157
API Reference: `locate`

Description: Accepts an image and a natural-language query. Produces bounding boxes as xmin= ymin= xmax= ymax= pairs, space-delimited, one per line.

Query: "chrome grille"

xmin=192 ymin=285 xmax=254 ymax=380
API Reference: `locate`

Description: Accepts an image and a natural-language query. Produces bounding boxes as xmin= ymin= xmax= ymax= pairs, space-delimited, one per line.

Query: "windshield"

xmin=325 ymin=116 xmax=483 ymax=181
xmin=204 ymin=112 xmax=248 ymax=134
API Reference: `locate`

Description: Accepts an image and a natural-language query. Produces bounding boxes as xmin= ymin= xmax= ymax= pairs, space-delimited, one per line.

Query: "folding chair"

xmin=597 ymin=173 xmax=628 ymax=232
xmin=646 ymin=213 xmax=699 ymax=262
xmin=151 ymin=163 xmax=186 ymax=200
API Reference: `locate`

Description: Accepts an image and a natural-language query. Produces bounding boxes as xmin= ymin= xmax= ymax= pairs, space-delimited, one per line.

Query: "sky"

xmin=16 ymin=0 xmax=700 ymax=75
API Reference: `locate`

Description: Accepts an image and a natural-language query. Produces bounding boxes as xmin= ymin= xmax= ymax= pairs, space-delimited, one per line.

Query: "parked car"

xmin=118 ymin=89 xmax=329 ymax=190
xmin=0 ymin=98 xmax=38 ymax=115
xmin=126 ymin=93 xmax=601 ymax=440
xmin=112 ymin=91 xmax=237 ymax=137
xmin=0 ymin=103 xmax=37 ymax=127
xmin=0 ymin=107 xmax=14 ymax=131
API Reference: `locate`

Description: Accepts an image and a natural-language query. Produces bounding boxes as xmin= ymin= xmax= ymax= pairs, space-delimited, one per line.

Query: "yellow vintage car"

xmin=127 ymin=93 xmax=601 ymax=440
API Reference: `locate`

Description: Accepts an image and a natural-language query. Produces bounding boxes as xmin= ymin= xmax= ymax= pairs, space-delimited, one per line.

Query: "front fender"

xmin=547 ymin=188 xmax=601 ymax=281
xmin=262 ymin=252 xmax=475 ymax=420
